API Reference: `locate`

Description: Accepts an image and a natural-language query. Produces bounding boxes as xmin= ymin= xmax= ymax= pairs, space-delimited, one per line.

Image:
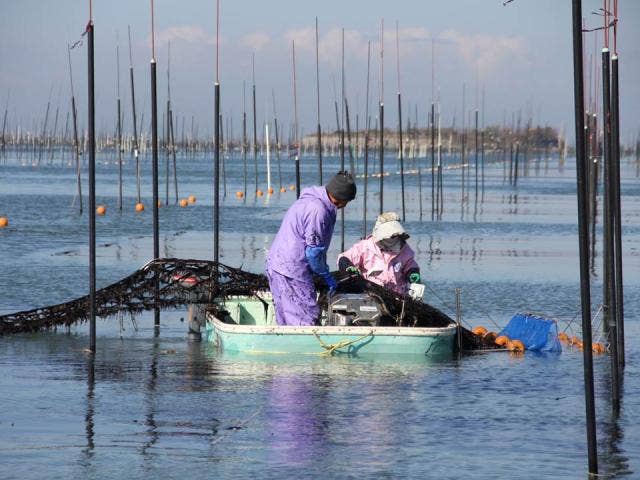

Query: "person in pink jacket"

xmin=337 ymin=212 xmax=421 ymax=295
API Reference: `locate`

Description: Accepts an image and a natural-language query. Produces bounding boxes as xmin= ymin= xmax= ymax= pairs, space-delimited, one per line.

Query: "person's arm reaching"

xmin=305 ymin=245 xmax=338 ymax=294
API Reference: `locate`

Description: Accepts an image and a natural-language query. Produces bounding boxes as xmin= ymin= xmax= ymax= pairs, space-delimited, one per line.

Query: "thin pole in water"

xmin=571 ymin=0 xmax=597 ymax=473
xmin=396 ymin=21 xmax=405 ymax=222
xmin=379 ymin=19 xmax=384 ymax=215
xmin=461 ymin=84 xmax=466 ymax=213
xmin=431 ymin=37 xmax=436 ymax=220
xmin=474 ymin=109 xmax=479 ymax=205
xmin=170 ymin=110 xmax=178 ymax=203
xmin=214 ymin=0 xmax=221 ymax=268
xmin=315 ymin=17 xmax=322 ymax=184
xmin=610 ymin=1 xmax=624 ymax=368
xmin=363 ymin=41 xmax=371 ymax=238
xmin=242 ymin=82 xmax=247 ymax=198
xmin=116 ymin=39 xmax=123 ymax=211
xmin=602 ymin=44 xmax=619 ymax=410
xmin=252 ymin=55 xmax=258 ymax=197
xmin=272 ymin=89 xmax=282 ymax=190
xmin=340 ymin=30 xmax=345 ymax=173
xmin=481 ymin=87 xmax=485 ymax=202
xmin=431 ymin=102 xmax=435 ymax=220
xmin=86 ymin=6 xmax=96 ymax=352
xmin=68 ymin=44 xmax=83 ymax=214
xmin=340 ymin=28 xmax=346 ymax=252
xmin=150 ymin=0 xmax=160 ymax=330
xmin=292 ymin=40 xmax=300 ymax=199
xmin=128 ymin=26 xmax=141 ymax=204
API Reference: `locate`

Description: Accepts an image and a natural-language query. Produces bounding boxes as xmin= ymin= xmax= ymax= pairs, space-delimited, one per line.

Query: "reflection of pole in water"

xmin=142 ymin=340 xmax=160 ymax=456
xmin=84 ymin=354 xmax=95 ymax=455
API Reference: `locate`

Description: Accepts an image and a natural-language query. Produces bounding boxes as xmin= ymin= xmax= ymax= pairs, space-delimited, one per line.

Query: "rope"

xmin=312 ymin=330 xmax=374 ymax=356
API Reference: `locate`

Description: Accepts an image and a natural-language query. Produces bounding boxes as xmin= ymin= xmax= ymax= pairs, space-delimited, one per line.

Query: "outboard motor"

xmin=323 ymin=293 xmax=383 ymax=327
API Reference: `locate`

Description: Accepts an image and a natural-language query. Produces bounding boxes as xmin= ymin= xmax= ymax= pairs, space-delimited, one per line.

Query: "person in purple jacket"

xmin=266 ymin=171 xmax=357 ymax=326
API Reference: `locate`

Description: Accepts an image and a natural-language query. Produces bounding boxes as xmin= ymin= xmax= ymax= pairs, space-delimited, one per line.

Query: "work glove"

xmin=346 ymin=266 xmax=360 ymax=275
xmin=408 ymin=272 xmax=421 ymax=283
xmin=321 ymin=271 xmax=338 ymax=295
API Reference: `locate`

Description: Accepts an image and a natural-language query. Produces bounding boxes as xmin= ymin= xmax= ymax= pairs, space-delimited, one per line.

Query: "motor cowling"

xmin=323 ymin=293 xmax=383 ymax=327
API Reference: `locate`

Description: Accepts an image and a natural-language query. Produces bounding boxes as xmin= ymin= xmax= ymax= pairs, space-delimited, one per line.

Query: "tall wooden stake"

xmin=87 ymin=16 xmax=96 ymax=352
xmin=150 ymin=0 xmax=160 ymax=330
xmin=571 ymin=0 xmax=598 ymax=473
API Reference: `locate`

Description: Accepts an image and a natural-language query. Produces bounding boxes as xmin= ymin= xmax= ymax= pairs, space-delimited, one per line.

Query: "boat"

xmin=201 ymin=291 xmax=457 ymax=357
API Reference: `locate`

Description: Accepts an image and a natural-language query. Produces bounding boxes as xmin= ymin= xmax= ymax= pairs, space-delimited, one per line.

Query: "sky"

xmin=1 ymin=0 xmax=639 ymax=144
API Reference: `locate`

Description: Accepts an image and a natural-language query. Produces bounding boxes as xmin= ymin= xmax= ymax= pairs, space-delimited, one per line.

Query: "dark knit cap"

xmin=326 ymin=171 xmax=357 ymax=202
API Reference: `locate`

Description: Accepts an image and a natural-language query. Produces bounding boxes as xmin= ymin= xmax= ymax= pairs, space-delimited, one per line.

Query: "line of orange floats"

xmin=471 ymin=326 xmax=607 ymax=354
xmin=236 ymin=185 xmax=296 ymax=199
xmin=95 ymin=195 xmax=198 ymax=216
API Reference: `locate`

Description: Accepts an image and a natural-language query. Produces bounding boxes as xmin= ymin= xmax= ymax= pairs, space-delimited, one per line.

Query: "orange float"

xmin=280 ymin=187 xmax=286 ymax=193
xmin=495 ymin=335 xmax=510 ymax=347
xmin=507 ymin=339 xmax=525 ymax=353
xmin=179 ymin=198 xmax=188 ymax=207
xmin=472 ymin=326 xmax=487 ymax=336
xmin=256 ymin=190 xmax=264 ymax=197
xmin=96 ymin=205 xmax=106 ymax=216
xmin=135 ymin=202 xmax=145 ymax=212
xmin=289 ymin=185 xmax=296 ymax=191
xmin=558 ymin=332 xmax=569 ymax=343
xmin=268 ymin=187 xmax=274 ymax=195
xmin=188 ymin=195 xmax=197 ymax=204
xmin=0 ymin=216 xmax=8 ymax=228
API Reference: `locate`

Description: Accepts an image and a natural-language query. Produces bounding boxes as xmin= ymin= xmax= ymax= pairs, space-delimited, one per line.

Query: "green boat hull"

xmin=204 ymin=294 xmax=456 ymax=357
xmin=206 ymin=319 xmax=455 ymax=356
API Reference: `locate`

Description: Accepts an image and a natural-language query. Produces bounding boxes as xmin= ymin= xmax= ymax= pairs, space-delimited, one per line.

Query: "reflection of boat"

xmin=202 ymin=291 xmax=457 ymax=357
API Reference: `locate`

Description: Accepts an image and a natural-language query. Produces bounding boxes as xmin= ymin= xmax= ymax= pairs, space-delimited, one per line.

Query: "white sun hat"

xmin=372 ymin=212 xmax=409 ymax=243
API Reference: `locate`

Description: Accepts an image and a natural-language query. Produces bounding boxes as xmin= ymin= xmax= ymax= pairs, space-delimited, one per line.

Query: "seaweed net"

xmin=0 ymin=257 xmax=494 ymax=351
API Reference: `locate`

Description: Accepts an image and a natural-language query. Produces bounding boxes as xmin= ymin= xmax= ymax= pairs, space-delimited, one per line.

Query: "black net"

xmin=0 ymin=258 xmax=495 ymax=351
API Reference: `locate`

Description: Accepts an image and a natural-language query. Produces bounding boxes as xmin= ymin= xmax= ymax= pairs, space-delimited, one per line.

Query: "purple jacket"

xmin=267 ymin=186 xmax=337 ymax=281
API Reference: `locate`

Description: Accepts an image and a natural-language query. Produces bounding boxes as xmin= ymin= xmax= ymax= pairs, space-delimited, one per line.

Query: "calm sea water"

xmin=1 ymin=149 xmax=639 ymax=479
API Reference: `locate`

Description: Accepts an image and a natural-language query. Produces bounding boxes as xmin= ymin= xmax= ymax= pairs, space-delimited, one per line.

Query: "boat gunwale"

xmin=207 ymin=313 xmax=457 ymax=337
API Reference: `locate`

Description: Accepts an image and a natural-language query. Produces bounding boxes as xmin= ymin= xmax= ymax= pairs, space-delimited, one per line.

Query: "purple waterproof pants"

xmin=266 ymin=268 xmax=319 ymax=326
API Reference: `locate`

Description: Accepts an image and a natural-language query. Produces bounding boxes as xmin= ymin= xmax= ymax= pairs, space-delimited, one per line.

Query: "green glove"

xmin=346 ymin=266 xmax=360 ymax=275
xmin=408 ymin=272 xmax=421 ymax=283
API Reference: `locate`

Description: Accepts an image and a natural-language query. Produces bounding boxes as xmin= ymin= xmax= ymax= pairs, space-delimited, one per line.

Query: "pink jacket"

xmin=338 ymin=236 xmax=419 ymax=294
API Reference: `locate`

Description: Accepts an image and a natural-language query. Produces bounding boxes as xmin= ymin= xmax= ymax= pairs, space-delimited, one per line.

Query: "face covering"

xmin=377 ymin=236 xmax=404 ymax=253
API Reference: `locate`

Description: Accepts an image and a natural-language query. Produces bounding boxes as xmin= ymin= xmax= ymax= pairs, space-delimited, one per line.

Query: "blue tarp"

xmin=498 ymin=313 xmax=562 ymax=353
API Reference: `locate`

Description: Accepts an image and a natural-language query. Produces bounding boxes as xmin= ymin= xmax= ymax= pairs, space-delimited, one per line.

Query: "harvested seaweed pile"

xmin=0 ymin=258 xmax=495 ymax=351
